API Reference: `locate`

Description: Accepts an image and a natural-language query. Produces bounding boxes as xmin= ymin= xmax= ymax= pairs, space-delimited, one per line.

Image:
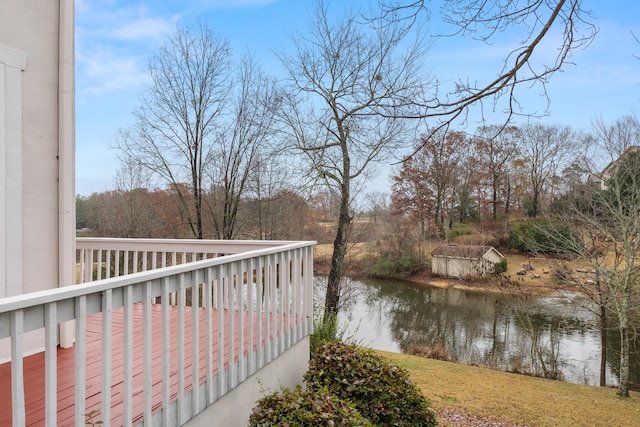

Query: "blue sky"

xmin=75 ymin=0 xmax=640 ymax=196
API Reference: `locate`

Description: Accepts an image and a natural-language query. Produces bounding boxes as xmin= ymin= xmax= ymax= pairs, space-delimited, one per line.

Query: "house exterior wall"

xmin=482 ymin=249 xmax=503 ymax=265
xmin=0 ymin=0 xmax=75 ymax=358
xmin=432 ymin=255 xmax=497 ymax=279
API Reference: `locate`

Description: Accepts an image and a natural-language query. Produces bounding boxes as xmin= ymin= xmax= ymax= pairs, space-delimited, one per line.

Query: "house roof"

xmin=430 ymin=244 xmax=503 ymax=259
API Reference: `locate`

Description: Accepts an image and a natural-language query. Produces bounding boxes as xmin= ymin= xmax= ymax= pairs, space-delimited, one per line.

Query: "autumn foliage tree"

xmin=473 ymin=126 xmax=521 ymax=220
xmin=391 ymin=129 xmax=470 ymax=237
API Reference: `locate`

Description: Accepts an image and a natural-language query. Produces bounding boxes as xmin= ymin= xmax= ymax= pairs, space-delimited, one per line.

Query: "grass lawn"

xmin=380 ymin=351 xmax=640 ymax=427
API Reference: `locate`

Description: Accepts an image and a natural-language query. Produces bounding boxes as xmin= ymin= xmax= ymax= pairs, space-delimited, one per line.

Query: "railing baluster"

xmin=191 ymin=271 xmax=200 ymax=416
xmin=161 ymin=277 xmax=171 ymax=425
xmin=44 ymin=303 xmax=57 ymax=427
xmin=238 ymin=260 xmax=246 ymax=382
xmin=292 ymin=250 xmax=300 ymax=343
xmin=177 ymin=275 xmax=186 ymax=424
xmin=123 ymin=251 xmax=129 ymax=275
xmin=143 ymin=281 xmax=153 ymax=424
xmin=78 ymin=248 xmax=85 ymax=284
xmin=265 ymin=255 xmax=273 ymax=363
xmin=133 ymin=251 xmax=139 ymax=274
xmin=123 ymin=285 xmax=133 ymax=427
xmin=114 ymin=250 xmax=120 ymax=278
xmin=217 ymin=266 xmax=225 ymax=397
xmin=228 ymin=263 xmax=236 ymax=389
xmin=256 ymin=256 xmax=264 ymax=369
xmin=74 ymin=295 xmax=87 ymax=427
xmin=247 ymin=258 xmax=255 ymax=376
xmin=204 ymin=268 xmax=214 ymax=405
xmin=10 ymin=310 xmax=25 ymax=427
xmin=96 ymin=250 xmax=102 ymax=280
xmin=280 ymin=252 xmax=291 ymax=354
xmin=305 ymin=246 xmax=314 ymax=335
xmin=283 ymin=251 xmax=290 ymax=350
xmin=86 ymin=250 xmax=94 ymax=283
xmin=106 ymin=249 xmax=112 ymax=279
xmin=101 ymin=290 xmax=112 ymax=424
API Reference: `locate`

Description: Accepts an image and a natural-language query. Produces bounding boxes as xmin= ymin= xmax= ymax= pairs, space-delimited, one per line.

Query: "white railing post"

xmin=123 ymin=285 xmax=133 ymax=427
xmin=44 ymin=303 xmax=57 ymax=427
xmin=247 ymin=257 xmax=255 ymax=376
xmin=74 ymin=295 xmax=86 ymax=427
xmin=191 ymin=271 xmax=200 ymax=417
xmin=143 ymin=281 xmax=153 ymax=424
xmin=256 ymin=256 xmax=264 ymax=370
xmin=161 ymin=277 xmax=171 ymax=426
xmin=101 ymin=290 xmax=112 ymax=424
xmin=10 ymin=310 xmax=25 ymax=427
xmin=177 ymin=275 xmax=186 ymax=424
xmin=204 ymin=268 xmax=214 ymax=406
xmin=216 ymin=265 xmax=225 ymax=398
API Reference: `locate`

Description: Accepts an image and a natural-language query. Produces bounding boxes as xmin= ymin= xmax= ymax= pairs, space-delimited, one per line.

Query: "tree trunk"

xmin=505 ymin=176 xmax=511 ymax=216
xmin=324 ymin=148 xmax=351 ymax=320
xmin=492 ymin=185 xmax=498 ymax=220
xmin=599 ymin=303 xmax=607 ymax=387
xmin=324 ymin=192 xmax=351 ymax=320
xmin=531 ymin=185 xmax=540 ymax=217
xmin=617 ymin=325 xmax=630 ymax=397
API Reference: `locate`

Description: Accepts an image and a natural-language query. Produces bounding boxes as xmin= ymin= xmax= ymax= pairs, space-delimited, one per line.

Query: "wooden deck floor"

xmin=0 ymin=303 xmax=268 ymax=426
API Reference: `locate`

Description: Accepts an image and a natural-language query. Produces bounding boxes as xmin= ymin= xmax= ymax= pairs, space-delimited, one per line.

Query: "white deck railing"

xmin=0 ymin=239 xmax=315 ymax=426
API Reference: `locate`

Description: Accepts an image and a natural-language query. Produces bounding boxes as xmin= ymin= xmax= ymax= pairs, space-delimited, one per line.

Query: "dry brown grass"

xmin=380 ymin=351 xmax=640 ymax=427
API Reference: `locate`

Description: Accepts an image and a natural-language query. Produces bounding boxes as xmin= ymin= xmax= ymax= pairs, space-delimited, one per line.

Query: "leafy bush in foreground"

xmin=305 ymin=342 xmax=438 ymax=426
xmin=249 ymin=386 xmax=372 ymax=426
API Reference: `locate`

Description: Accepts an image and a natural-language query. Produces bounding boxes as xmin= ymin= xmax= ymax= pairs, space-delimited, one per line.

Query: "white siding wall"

xmin=0 ymin=0 xmax=75 ymax=358
xmin=432 ymin=256 xmax=497 ymax=279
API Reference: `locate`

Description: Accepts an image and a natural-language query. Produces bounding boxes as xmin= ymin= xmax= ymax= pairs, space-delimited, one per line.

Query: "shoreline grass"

xmin=379 ymin=351 xmax=640 ymax=426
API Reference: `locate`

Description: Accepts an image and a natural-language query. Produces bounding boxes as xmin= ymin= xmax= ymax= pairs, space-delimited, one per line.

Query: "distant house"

xmin=587 ymin=146 xmax=640 ymax=190
xmin=431 ymin=244 xmax=504 ymax=279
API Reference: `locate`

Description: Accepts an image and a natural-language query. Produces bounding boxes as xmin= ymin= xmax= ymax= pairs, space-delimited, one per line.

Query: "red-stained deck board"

xmin=0 ymin=303 xmax=284 ymax=426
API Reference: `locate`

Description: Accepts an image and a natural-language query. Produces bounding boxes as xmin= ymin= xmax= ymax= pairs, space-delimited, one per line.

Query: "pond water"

xmin=315 ymin=277 xmax=639 ymax=389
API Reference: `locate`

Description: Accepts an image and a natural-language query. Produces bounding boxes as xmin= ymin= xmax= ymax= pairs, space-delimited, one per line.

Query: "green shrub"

xmin=305 ymin=342 xmax=438 ymax=426
xmin=494 ymin=258 xmax=508 ymax=274
xmin=510 ymin=218 xmax=579 ymax=255
xmin=367 ymin=253 xmax=424 ymax=277
xmin=249 ymin=386 xmax=372 ymax=426
xmin=445 ymin=222 xmax=473 ymax=239
xmin=310 ymin=311 xmax=341 ymax=355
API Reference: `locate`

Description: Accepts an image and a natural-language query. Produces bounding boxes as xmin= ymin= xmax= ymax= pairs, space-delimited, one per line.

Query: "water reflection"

xmin=315 ymin=277 xmax=632 ymax=387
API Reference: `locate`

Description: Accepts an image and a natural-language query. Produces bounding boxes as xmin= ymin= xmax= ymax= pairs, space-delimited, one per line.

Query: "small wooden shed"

xmin=431 ymin=244 xmax=504 ymax=279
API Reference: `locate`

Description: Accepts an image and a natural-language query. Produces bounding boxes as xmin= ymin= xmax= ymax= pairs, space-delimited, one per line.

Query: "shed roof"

xmin=430 ymin=244 xmax=503 ymax=259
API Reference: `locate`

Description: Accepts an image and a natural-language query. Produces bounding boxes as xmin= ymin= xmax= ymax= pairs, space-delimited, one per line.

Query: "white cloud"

xmin=190 ymin=0 xmax=282 ymax=9
xmin=75 ymin=41 xmax=151 ymax=100
xmin=75 ymin=2 xmax=180 ymax=100
xmin=111 ymin=16 xmax=179 ymax=41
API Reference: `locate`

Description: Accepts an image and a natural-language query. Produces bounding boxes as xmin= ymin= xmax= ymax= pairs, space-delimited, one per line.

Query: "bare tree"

xmin=278 ymin=1 xmax=425 ymax=318
xmin=473 ymin=126 xmax=521 ymax=220
xmin=549 ymin=147 xmax=640 ymax=396
xmin=115 ymin=22 xmax=232 ymax=239
xmin=591 ymin=113 xmax=640 ymax=167
xmin=519 ymin=123 xmax=579 ymax=217
xmin=281 ymin=0 xmax=594 ymax=319
xmin=377 ymin=0 xmax=596 ymax=125
xmin=205 ymin=55 xmax=281 ymax=239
